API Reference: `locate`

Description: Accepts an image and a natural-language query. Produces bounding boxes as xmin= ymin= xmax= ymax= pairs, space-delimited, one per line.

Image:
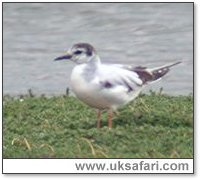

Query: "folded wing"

xmin=96 ymin=62 xmax=181 ymax=93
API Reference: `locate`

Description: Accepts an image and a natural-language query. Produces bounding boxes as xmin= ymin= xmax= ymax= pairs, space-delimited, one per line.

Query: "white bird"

xmin=55 ymin=43 xmax=181 ymax=128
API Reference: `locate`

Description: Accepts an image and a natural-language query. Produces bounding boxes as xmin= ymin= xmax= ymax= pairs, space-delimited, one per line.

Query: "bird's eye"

xmin=74 ymin=50 xmax=82 ymax=55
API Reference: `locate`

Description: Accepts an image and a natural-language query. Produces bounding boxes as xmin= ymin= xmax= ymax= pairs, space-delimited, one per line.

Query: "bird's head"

xmin=54 ymin=43 xmax=97 ymax=64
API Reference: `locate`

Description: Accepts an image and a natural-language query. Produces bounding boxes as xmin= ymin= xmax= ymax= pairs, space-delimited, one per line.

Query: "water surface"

xmin=3 ymin=3 xmax=193 ymax=96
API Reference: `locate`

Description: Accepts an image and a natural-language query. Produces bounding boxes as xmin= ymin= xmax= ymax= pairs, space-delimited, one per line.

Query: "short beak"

xmin=54 ymin=54 xmax=72 ymax=61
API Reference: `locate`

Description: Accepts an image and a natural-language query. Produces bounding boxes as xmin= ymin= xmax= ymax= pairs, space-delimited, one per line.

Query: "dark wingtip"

xmin=132 ymin=67 xmax=153 ymax=84
xmin=151 ymin=61 xmax=182 ymax=81
xmin=152 ymin=68 xmax=169 ymax=81
xmin=133 ymin=61 xmax=181 ymax=84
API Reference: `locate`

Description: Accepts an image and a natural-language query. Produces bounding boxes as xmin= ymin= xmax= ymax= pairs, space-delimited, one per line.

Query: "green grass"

xmin=3 ymin=92 xmax=193 ymax=158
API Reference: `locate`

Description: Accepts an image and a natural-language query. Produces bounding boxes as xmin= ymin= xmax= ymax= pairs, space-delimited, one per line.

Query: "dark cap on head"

xmin=73 ymin=43 xmax=96 ymax=56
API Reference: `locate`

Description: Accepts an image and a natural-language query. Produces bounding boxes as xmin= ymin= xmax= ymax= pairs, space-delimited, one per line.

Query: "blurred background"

xmin=3 ymin=3 xmax=193 ymax=96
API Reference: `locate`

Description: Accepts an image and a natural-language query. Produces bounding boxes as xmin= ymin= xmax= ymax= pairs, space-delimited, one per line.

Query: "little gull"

xmin=55 ymin=43 xmax=181 ymax=128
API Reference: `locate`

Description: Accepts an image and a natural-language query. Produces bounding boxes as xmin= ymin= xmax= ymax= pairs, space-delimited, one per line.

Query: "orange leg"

xmin=107 ymin=109 xmax=113 ymax=128
xmin=97 ymin=110 xmax=102 ymax=128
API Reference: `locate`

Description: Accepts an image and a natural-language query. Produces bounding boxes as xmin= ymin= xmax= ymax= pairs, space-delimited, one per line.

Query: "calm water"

xmin=3 ymin=3 xmax=193 ymax=96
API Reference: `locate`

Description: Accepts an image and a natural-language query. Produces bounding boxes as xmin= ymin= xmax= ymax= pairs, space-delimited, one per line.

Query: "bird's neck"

xmin=87 ymin=54 xmax=101 ymax=67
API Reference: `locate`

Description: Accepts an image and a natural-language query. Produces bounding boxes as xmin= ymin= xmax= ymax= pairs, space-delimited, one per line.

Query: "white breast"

xmin=70 ymin=65 xmax=118 ymax=109
xmin=70 ymin=64 xmax=142 ymax=110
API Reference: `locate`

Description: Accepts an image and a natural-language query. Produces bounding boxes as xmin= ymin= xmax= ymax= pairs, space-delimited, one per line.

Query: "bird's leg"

xmin=97 ymin=110 xmax=102 ymax=128
xmin=107 ymin=109 xmax=113 ymax=129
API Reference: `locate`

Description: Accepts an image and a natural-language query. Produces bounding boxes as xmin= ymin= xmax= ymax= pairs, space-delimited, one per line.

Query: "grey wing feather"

xmin=98 ymin=61 xmax=181 ymax=92
xmin=98 ymin=64 xmax=143 ymax=93
xmin=113 ymin=62 xmax=181 ymax=84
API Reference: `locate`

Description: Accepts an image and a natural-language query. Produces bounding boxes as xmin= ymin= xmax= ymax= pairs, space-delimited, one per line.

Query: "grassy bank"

xmin=3 ymin=92 xmax=193 ymax=158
